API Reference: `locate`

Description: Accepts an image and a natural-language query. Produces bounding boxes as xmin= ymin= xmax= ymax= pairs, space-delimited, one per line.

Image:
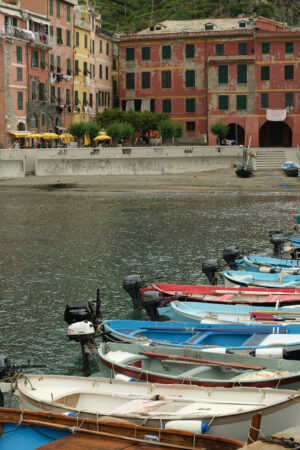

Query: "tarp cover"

xmin=266 ymin=109 xmax=287 ymax=121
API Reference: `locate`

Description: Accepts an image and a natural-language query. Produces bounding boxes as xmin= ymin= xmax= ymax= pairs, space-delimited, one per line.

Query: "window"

xmin=106 ymin=43 xmax=109 ymax=55
xmin=237 ymin=65 xmax=247 ymax=83
xmin=186 ymin=121 xmax=195 ymax=131
xmin=67 ymin=4 xmax=70 ymax=22
xmin=219 ymin=65 xmax=228 ymax=84
xmin=56 ymin=0 xmax=60 ymax=18
xmin=261 ymin=93 xmax=269 ymax=108
xmin=30 ymin=114 xmax=37 ymax=128
xmin=238 ymin=43 xmax=247 ymax=55
xmin=162 ymin=99 xmax=171 ymax=113
xmin=261 ymin=66 xmax=270 ymax=81
xmin=185 ymin=70 xmax=195 ymax=88
xmin=74 ymin=60 xmax=79 ymax=75
xmin=99 ymin=40 xmax=102 ymax=53
xmin=84 ymin=34 xmax=88 ymax=49
xmin=83 ymin=92 xmax=87 ymax=106
xmin=67 ymin=58 xmax=71 ymax=75
xmin=32 ymin=81 xmax=36 ymax=99
xmin=31 ymin=50 xmax=38 ymax=68
xmin=50 ymin=54 xmax=55 ymax=71
xmin=49 ymin=0 xmax=53 ymax=15
xmin=162 ymin=45 xmax=171 ymax=59
xmin=17 ymin=67 xmax=22 ymax=81
xmin=239 ymin=21 xmax=246 ymax=28
xmin=17 ymin=92 xmax=23 ymax=110
xmin=40 ymin=52 xmax=45 ymax=69
xmin=186 ymin=98 xmax=195 ymax=113
xmin=41 ymin=113 xmax=45 ymax=127
xmin=237 ymin=95 xmax=247 ymax=110
xmin=51 ymin=86 xmax=56 ymax=103
xmin=113 ymin=80 xmax=117 ymax=95
xmin=219 ymin=95 xmax=228 ymax=110
xmin=66 ymin=30 xmax=71 ymax=47
xmin=150 ymin=99 xmax=155 ymax=112
xmin=205 ymin=23 xmax=214 ymax=30
xmin=285 ymin=42 xmax=293 ymax=54
xmin=75 ymin=90 xmax=79 ymax=105
xmin=5 ymin=16 xmax=17 ymax=27
xmin=39 ymin=83 xmax=45 ymax=101
xmin=162 ymin=71 xmax=171 ymax=88
xmin=142 ymin=72 xmax=150 ymax=89
xmin=215 ymin=44 xmax=224 ymax=56
xmin=93 ymin=64 xmax=95 ymax=78
xmin=83 ymin=61 xmax=88 ymax=75
xmin=262 ymin=42 xmax=270 ymax=54
xmin=90 ymin=93 xmax=93 ymax=107
xmin=126 ymin=47 xmax=134 ymax=61
xmin=75 ymin=32 xmax=79 ymax=47
xmin=57 ymin=86 xmax=61 ymax=103
xmin=57 ymin=55 xmax=61 ymax=72
xmin=66 ymin=89 xmax=70 ymax=105
xmin=285 ymin=65 xmax=294 ymax=80
xmin=57 ymin=27 xmax=62 ymax=45
xmin=126 ymin=72 xmax=135 ymax=89
xmin=186 ymin=44 xmax=194 ymax=58
xmin=16 ymin=46 xmax=22 ymax=62
xmin=99 ymin=64 xmax=102 ymax=79
xmin=286 ymin=92 xmax=294 ymax=108
xmin=142 ymin=47 xmax=150 ymax=60
xmin=105 ymin=66 xmax=108 ymax=80
xmin=50 ymin=26 xmax=53 ymax=37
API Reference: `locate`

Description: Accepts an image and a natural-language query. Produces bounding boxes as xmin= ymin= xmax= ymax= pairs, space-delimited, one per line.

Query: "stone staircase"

xmin=253 ymin=148 xmax=287 ymax=171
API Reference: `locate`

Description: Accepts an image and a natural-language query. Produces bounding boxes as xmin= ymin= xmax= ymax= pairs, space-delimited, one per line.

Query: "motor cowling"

xmin=269 ymin=229 xmax=282 ymax=238
xmin=122 ymin=275 xmax=147 ymax=309
xmin=64 ymin=302 xmax=95 ymax=325
xmin=223 ymin=245 xmax=241 ymax=269
xmin=269 ymin=233 xmax=285 ymax=255
xmin=67 ymin=321 xmax=95 ymax=342
xmin=202 ymin=259 xmax=222 ymax=285
xmin=141 ymin=290 xmax=162 ymax=321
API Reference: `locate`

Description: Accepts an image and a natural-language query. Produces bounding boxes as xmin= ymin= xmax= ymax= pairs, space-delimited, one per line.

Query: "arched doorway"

xmin=259 ymin=121 xmax=292 ymax=147
xmin=17 ymin=121 xmax=25 ymax=131
xmin=226 ymin=123 xmax=245 ymax=145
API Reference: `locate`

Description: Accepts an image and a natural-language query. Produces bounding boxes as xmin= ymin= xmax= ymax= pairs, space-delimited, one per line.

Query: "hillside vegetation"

xmin=89 ymin=0 xmax=300 ymax=33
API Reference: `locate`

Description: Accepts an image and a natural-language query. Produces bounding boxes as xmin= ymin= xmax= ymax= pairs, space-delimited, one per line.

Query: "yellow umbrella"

xmin=94 ymin=132 xmax=112 ymax=142
xmin=41 ymin=132 xmax=59 ymax=139
xmin=84 ymin=134 xmax=91 ymax=146
xmin=59 ymin=133 xmax=74 ymax=145
xmin=25 ymin=134 xmax=43 ymax=138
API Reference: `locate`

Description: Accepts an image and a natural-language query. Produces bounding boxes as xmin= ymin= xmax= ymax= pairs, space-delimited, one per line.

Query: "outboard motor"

xmin=202 ymin=259 xmax=222 ymax=285
xmin=123 ymin=275 xmax=147 ymax=309
xmin=140 ymin=290 xmax=162 ymax=321
xmin=269 ymin=229 xmax=282 ymax=238
xmin=223 ymin=245 xmax=242 ymax=270
xmin=269 ymin=233 xmax=285 ymax=256
xmin=64 ymin=302 xmax=96 ymax=325
xmin=67 ymin=320 xmax=95 ymax=343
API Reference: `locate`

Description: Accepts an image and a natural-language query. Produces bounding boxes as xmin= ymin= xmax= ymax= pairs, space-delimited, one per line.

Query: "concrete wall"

xmin=34 ymin=145 xmax=242 ymax=176
xmin=0 ymin=150 xmax=25 ymax=178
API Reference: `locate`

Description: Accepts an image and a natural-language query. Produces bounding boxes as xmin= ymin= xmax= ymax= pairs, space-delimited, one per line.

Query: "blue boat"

xmin=282 ymin=161 xmax=299 ymax=177
xmin=287 ymin=237 xmax=300 ymax=246
xmin=241 ymin=255 xmax=300 ymax=272
xmin=163 ymin=300 xmax=300 ymax=325
xmin=224 ymin=270 xmax=300 ymax=289
xmin=101 ymin=319 xmax=300 ymax=359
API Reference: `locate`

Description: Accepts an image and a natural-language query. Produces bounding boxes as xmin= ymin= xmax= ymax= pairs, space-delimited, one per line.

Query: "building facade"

xmin=119 ymin=17 xmax=300 ymax=147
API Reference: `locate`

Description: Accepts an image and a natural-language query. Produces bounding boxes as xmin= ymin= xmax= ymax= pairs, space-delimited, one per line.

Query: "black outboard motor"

xmin=202 ymin=259 xmax=222 ymax=285
xmin=64 ymin=302 xmax=96 ymax=325
xmin=269 ymin=229 xmax=282 ymax=238
xmin=223 ymin=245 xmax=241 ymax=270
xmin=269 ymin=233 xmax=285 ymax=256
xmin=123 ymin=275 xmax=147 ymax=309
xmin=140 ymin=290 xmax=162 ymax=321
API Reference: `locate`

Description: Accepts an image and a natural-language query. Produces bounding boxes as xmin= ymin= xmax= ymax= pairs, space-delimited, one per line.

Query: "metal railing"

xmin=1 ymin=25 xmax=53 ymax=48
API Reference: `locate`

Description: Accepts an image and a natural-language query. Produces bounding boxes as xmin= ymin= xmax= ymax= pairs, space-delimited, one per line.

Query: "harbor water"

xmin=0 ymin=188 xmax=299 ymax=376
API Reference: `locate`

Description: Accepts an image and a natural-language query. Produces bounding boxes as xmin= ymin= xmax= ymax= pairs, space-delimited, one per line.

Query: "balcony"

xmin=207 ymin=54 xmax=255 ymax=64
xmin=74 ymin=16 xmax=92 ymax=31
xmin=1 ymin=25 xmax=53 ymax=48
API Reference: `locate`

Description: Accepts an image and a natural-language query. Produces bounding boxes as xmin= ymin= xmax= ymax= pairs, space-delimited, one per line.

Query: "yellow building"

xmin=73 ymin=4 xmax=92 ymax=122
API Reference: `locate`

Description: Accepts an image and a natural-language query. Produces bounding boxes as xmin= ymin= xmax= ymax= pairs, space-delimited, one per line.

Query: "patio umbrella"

xmin=59 ymin=133 xmax=74 ymax=145
xmin=94 ymin=132 xmax=112 ymax=142
xmin=41 ymin=132 xmax=59 ymax=139
xmin=25 ymin=134 xmax=43 ymax=138
xmin=84 ymin=134 xmax=91 ymax=146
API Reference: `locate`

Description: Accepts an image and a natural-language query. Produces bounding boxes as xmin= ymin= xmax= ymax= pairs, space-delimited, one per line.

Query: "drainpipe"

xmin=204 ymin=38 xmax=209 ymax=144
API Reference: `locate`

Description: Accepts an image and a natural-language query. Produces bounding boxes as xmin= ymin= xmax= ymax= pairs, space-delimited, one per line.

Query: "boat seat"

xmin=242 ymin=334 xmax=266 ymax=347
xmin=178 ymin=366 xmax=212 ymax=378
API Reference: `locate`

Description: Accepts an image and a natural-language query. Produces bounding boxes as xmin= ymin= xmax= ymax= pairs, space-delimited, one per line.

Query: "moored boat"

xmin=223 ymin=270 xmax=300 ymax=289
xmin=282 ymin=161 xmax=300 ymax=177
xmin=98 ymin=341 xmax=300 ymax=389
xmin=235 ymin=163 xmax=254 ymax=178
xmin=15 ymin=374 xmax=300 ymax=442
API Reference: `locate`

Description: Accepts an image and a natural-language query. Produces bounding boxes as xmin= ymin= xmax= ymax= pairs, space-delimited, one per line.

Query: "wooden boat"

xmin=0 ymin=407 xmax=244 ymax=450
xmin=101 ymin=319 xmax=300 ymax=359
xmin=15 ymin=374 xmax=300 ymax=442
xmin=235 ymin=163 xmax=254 ymax=178
xmin=228 ymin=255 xmax=300 ymax=272
xmin=98 ymin=341 xmax=300 ymax=389
xmin=282 ymin=161 xmax=300 ymax=177
xmin=164 ymin=300 xmax=300 ymax=325
xmin=223 ymin=270 xmax=300 ymax=288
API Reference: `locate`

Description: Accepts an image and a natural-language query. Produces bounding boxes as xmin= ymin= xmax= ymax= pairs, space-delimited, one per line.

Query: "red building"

xmin=119 ymin=17 xmax=300 ymax=147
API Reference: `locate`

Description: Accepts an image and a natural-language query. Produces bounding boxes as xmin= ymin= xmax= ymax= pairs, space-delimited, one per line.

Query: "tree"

xmin=68 ymin=121 xmax=87 ymax=139
xmin=173 ymin=122 xmax=184 ymax=139
xmin=120 ymin=123 xmax=134 ymax=141
xmin=106 ymin=123 xmax=122 ymax=145
xmin=210 ymin=121 xmax=229 ymax=143
xmin=85 ymin=122 xmax=100 ymax=141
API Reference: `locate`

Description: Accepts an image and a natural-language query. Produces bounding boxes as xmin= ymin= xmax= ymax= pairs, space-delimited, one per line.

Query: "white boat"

xmin=16 ymin=374 xmax=300 ymax=442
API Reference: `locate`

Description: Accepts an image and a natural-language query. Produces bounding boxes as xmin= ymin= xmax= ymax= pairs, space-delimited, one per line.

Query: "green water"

xmin=0 ymin=189 xmax=299 ymax=376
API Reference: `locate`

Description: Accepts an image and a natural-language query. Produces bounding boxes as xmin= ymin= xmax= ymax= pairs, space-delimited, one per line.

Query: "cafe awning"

xmin=7 ymin=131 xmax=31 ymax=138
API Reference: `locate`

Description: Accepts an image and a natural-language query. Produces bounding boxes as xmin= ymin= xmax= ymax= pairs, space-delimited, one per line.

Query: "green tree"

xmin=210 ymin=121 xmax=229 ymax=143
xmin=86 ymin=122 xmax=100 ymax=141
xmin=106 ymin=123 xmax=122 ymax=145
xmin=68 ymin=121 xmax=88 ymax=139
xmin=120 ymin=123 xmax=134 ymax=141
xmin=173 ymin=122 xmax=184 ymax=139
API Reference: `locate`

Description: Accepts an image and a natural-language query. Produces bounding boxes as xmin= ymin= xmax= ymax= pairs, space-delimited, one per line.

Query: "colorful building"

xmin=119 ymin=17 xmax=300 ymax=147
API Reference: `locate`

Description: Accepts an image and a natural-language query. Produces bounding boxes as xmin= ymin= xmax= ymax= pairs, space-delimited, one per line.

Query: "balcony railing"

xmin=1 ymin=25 xmax=53 ymax=48
xmin=74 ymin=17 xmax=92 ymax=31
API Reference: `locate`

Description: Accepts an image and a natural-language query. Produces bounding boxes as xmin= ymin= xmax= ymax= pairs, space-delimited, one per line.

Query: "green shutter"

xmin=162 ymin=46 xmax=171 ymax=59
xmin=126 ymin=48 xmax=134 ymax=61
xmin=237 ymin=65 xmax=247 ymax=83
xmin=262 ymin=42 xmax=270 ymax=54
xmin=185 ymin=70 xmax=195 ymax=88
xmin=219 ymin=95 xmax=228 ymax=110
xmin=50 ymin=26 xmax=53 ymax=37
xmin=142 ymin=47 xmax=150 ymax=60
xmin=162 ymin=99 xmax=171 ymax=113
xmin=261 ymin=93 xmax=268 ymax=108
xmin=285 ymin=65 xmax=294 ymax=80
xmin=285 ymin=92 xmax=294 ymax=107
xmin=238 ymin=43 xmax=247 ymax=55
xmin=186 ymin=44 xmax=194 ymax=58
xmin=237 ymin=95 xmax=247 ymax=110
xmin=142 ymin=72 xmax=150 ymax=89
xmin=49 ymin=0 xmax=53 ymax=15
xmin=57 ymin=27 xmax=62 ymax=44
xmin=186 ymin=98 xmax=195 ymax=113
xmin=67 ymin=30 xmax=71 ymax=46
xmin=219 ymin=65 xmax=228 ymax=84
xmin=17 ymin=92 xmax=23 ymax=110
xmin=16 ymin=46 xmax=22 ymax=62
xmin=285 ymin=42 xmax=293 ymax=54
xmin=56 ymin=0 xmax=60 ymax=18
xmin=261 ymin=66 xmax=269 ymax=81
xmin=67 ymin=5 xmax=70 ymax=22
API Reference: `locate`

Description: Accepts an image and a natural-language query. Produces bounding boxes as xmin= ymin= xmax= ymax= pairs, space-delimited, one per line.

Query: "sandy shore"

xmin=0 ymin=168 xmax=299 ymax=193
